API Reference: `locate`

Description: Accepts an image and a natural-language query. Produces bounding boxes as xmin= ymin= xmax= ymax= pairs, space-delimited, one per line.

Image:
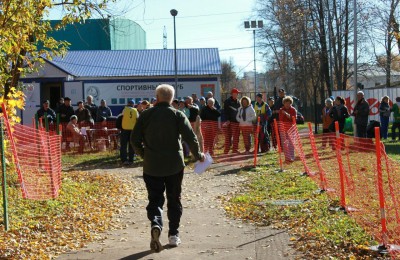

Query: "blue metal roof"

xmin=46 ymin=48 xmax=221 ymax=77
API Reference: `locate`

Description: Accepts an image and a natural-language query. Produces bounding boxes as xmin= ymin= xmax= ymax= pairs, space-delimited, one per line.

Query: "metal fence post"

xmin=1 ymin=118 xmax=9 ymax=231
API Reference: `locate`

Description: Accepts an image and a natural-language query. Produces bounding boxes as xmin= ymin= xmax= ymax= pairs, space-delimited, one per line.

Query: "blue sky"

xmin=51 ymin=0 xmax=262 ymax=77
xmin=117 ymin=0 xmax=261 ymax=76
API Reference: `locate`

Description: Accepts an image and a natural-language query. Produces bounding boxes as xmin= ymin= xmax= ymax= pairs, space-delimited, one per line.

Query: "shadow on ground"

xmin=62 ymin=155 xmax=144 ymax=171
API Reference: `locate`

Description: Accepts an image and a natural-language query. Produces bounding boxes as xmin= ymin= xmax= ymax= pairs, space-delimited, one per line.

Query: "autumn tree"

xmin=366 ymin=0 xmax=400 ymax=88
xmin=220 ymin=59 xmax=237 ymax=93
xmin=0 ymin=0 xmax=116 ymax=122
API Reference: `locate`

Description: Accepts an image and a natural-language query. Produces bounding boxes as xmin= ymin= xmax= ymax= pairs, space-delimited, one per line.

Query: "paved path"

xmin=58 ymin=159 xmax=297 ymax=260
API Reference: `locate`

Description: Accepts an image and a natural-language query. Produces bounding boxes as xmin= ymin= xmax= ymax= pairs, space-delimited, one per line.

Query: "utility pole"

xmin=163 ymin=26 xmax=167 ymax=50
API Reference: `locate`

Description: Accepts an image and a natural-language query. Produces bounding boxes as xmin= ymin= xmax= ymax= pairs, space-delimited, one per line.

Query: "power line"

xmin=134 ymin=11 xmax=252 ymax=22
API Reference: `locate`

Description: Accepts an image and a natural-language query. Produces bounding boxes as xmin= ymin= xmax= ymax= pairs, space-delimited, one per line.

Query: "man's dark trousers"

xmin=356 ymin=124 xmax=367 ymax=138
xmin=143 ymin=170 xmax=184 ymax=236
xmin=120 ymin=130 xmax=134 ymax=163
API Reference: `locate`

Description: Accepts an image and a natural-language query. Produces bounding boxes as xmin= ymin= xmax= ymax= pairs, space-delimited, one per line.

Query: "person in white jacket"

xmin=236 ymin=96 xmax=256 ymax=153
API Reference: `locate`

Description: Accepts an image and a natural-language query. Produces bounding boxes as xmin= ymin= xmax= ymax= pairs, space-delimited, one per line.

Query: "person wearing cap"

xmin=131 ymin=84 xmax=204 ymax=251
xmin=254 ymin=93 xmax=272 ymax=152
xmin=352 ymin=91 xmax=369 ymax=138
xmin=36 ymin=100 xmax=56 ymax=125
xmin=223 ymin=88 xmax=241 ymax=154
xmin=206 ymin=91 xmax=220 ymax=110
xmin=120 ymin=99 xmax=139 ymax=165
xmin=75 ymin=100 xmax=93 ymax=126
xmin=391 ymin=97 xmax=400 ymax=142
xmin=57 ymin=97 xmax=75 ymax=123
xmin=96 ymin=99 xmax=112 ymax=122
xmin=85 ymin=95 xmax=97 ymax=122
xmin=273 ymin=88 xmax=286 ymax=120
xmin=321 ymin=98 xmax=334 ymax=148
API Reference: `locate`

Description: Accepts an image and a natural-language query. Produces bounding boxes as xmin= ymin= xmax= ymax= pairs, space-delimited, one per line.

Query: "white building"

xmin=21 ymin=48 xmax=222 ymax=125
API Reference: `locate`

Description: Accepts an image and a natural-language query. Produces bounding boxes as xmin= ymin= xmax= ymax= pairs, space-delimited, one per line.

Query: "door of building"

xmin=41 ymin=82 xmax=62 ymax=110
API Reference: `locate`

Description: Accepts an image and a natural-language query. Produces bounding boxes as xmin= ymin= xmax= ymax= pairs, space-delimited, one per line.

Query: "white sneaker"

xmin=150 ymin=225 xmax=163 ymax=252
xmin=168 ymin=235 xmax=181 ymax=247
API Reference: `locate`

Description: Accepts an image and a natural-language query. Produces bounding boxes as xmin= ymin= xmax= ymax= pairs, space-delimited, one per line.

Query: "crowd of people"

xmin=37 ymin=88 xmax=400 ymax=162
xmin=321 ymin=91 xmax=400 ymax=142
xmin=35 ymin=88 xmax=299 ymax=159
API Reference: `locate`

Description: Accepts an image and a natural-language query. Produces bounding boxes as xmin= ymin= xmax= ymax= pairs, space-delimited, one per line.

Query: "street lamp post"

xmin=244 ymin=20 xmax=263 ymax=99
xmin=170 ymin=9 xmax=178 ymax=98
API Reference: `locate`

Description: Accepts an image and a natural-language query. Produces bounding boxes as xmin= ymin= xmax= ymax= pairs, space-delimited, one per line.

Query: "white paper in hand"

xmin=80 ymin=127 xmax=87 ymax=135
xmin=194 ymin=153 xmax=213 ymax=174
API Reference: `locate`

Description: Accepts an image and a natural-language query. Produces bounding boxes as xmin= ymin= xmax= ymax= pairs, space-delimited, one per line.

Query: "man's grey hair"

xmin=207 ymin=98 xmax=215 ymax=105
xmin=156 ymin=84 xmax=175 ymax=103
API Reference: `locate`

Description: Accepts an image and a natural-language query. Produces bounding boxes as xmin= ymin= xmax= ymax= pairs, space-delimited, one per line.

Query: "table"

xmin=86 ymin=128 xmax=120 ymax=151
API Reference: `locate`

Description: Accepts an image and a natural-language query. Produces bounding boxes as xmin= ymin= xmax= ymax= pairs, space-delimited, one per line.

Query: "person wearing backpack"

xmin=120 ymin=99 xmax=139 ymax=165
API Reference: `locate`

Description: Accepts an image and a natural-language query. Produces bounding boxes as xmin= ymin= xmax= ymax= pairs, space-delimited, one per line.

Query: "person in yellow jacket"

xmin=120 ymin=99 xmax=139 ymax=165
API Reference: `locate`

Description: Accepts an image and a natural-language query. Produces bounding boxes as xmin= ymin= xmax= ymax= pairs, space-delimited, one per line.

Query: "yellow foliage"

xmin=0 ymin=87 xmax=25 ymax=125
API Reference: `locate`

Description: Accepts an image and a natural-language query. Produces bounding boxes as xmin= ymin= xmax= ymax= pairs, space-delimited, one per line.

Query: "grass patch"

xmin=0 ymin=152 xmax=133 ymax=259
xmin=223 ymin=153 xmax=389 ymax=259
xmin=62 ymin=150 xmax=144 ymax=170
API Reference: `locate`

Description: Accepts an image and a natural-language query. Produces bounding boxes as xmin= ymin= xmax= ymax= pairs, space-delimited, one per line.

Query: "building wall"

xmin=48 ymin=19 xmax=111 ymax=50
xmin=20 ymin=77 xmax=220 ymax=125
xmin=110 ymin=19 xmax=146 ymax=50
xmin=46 ymin=18 xmax=146 ymax=50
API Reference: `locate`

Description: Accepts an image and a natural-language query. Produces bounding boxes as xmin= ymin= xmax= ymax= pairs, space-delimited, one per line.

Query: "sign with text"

xmin=83 ymin=81 xmax=219 ymax=105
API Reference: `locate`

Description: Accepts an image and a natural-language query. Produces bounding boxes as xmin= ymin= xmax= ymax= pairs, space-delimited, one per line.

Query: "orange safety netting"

xmin=2 ymin=110 xmax=62 ymax=200
xmin=274 ymin=119 xmax=319 ymax=175
xmin=196 ymin=120 xmax=264 ymax=165
xmin=46 ymin=120 xmax=119 ymax=153
xmin=278 ymin=121 xmax=400 ymax=257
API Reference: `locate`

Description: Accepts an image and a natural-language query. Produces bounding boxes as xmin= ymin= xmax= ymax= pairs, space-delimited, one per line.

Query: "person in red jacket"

xmin=279 ymin=96 xmax=297 ymax=162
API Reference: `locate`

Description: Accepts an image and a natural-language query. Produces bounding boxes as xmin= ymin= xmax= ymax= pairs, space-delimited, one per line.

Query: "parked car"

xmin=296 ymin=112 xmax=305 ymax=124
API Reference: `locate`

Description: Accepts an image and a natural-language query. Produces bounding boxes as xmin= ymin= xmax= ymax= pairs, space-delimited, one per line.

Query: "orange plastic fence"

xmin=43 ymin=121 xmax=119 ymax=153
xmin=198 ymin=120 xmax=263 ymax=165
xmin=277 ymin=121 xmax=400 ymax=257
xmin=3 ymin=107 xmax=62 ymax=200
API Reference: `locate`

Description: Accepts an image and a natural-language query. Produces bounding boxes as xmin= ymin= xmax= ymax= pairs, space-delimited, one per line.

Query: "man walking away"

xmin=120 ymin=99 xmax=138 ymax=165
xmin=132 ymin=84 xmax=204 ymax=252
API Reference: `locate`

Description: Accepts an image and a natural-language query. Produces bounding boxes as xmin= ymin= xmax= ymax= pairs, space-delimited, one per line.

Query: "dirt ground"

xmin=57 ymin=158 xmax=299 ymax=260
